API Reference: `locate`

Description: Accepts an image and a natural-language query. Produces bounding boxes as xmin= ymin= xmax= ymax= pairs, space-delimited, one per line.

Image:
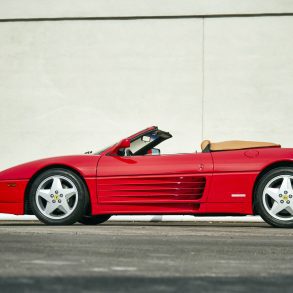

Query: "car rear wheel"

xmin=255 ymin=167 xmax=293 ymax=228
xmin=30 ymin=168 xmax=88 ymax=225
xmin=78 ymin=215 xmax=111 ymax=225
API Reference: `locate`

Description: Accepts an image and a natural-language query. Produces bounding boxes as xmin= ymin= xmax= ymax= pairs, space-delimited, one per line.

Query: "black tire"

xmin=78 ymin=215 xmax=111 ymax=225
xmin=255 ymin=167 xmax=293 ymax=228
xmin=29 ymin=168 xmax=88 ymax=225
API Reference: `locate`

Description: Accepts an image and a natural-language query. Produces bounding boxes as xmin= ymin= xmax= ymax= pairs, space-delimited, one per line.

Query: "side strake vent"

xmin=98 ymin=175 xmax=206 ymax=203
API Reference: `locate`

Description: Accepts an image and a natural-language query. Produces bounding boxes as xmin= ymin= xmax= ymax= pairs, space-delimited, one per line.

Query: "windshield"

xmin=132 ymin=130 xmax=171 ymax=155
xmin=128 ymin=132 xmax=158 ymax=154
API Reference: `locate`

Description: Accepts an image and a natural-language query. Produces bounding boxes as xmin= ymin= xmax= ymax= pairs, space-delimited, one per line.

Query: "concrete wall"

xmin=203 ymin=16 xmax=293 ymax=144
xmin=0 ymin=2 xmax=293 ymax=170
xmin=0 ymin=0 xmax=293 ymax=18
xmin=0 ymin=19 xmax=203 ymax=169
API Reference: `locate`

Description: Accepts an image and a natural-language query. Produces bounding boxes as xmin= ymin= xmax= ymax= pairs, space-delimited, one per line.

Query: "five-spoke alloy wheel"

xmin=256 ymin=167 xmax=293 ymax=228
xmin=30 ymin=168 xmax=88 ymax=225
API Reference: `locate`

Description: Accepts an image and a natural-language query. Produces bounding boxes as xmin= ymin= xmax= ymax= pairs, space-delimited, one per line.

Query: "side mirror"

xmin=119 ymin=138 xmax=130 ymax=149
xmin=107 ymin=138 xmax=131 ymax=156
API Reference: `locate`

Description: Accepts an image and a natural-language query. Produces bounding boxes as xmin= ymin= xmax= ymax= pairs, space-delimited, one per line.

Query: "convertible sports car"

xmin=0 ymin=126 xmax=292 ymax=227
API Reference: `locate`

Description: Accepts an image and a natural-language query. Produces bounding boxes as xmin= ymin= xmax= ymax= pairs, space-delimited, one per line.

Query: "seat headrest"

xmin=201 ymin=140 xmax=211 ymax=151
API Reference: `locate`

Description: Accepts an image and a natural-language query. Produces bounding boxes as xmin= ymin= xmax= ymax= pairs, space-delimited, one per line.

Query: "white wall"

xmin=204 ymin=16 xmax=293 ymax=145
xmin=0 ymin=19 xmax=203 ymax=170
xmin=0 ymin=0 xmax=293 ymax=18
xmin=0 ymin=3 xmax=293 ymax=171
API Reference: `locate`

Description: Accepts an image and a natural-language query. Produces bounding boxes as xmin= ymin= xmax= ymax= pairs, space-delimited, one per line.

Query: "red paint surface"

xmin=0 ymin=155 xmax=101 ymax=214
xmin=0 ymin=127 xmax=292 ymax=217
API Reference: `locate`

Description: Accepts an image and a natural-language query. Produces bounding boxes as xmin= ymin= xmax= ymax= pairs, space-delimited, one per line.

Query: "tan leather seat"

xmin=201 ymin=140 xmax=280 ymax=152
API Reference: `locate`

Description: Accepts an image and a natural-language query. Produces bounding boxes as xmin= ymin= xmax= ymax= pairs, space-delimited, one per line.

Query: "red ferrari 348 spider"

xmin=0 ymin=126 xmax=292 ymax=227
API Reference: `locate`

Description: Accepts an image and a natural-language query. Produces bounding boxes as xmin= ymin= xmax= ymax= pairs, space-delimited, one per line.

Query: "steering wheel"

xmin=125 ymin=149 xmax=133 ymax=156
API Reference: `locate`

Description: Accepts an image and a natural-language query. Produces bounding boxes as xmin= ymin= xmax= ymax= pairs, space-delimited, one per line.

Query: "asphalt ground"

xmin=0 ymin=220 xmax=293 ymax=293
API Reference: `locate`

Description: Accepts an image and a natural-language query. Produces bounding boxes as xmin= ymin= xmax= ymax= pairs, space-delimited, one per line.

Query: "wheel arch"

xmin=24 ymin=164 xmax=91 ymax=215
xmin=252 ymin=160 xmax=293 ymax=214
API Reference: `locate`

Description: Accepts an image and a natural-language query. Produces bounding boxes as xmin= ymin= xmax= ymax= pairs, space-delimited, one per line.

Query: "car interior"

xmin=118 ymin=128 xmax=280 ymax=156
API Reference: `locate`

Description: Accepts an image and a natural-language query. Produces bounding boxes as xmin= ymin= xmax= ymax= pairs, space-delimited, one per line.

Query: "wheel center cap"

xmin=53 ymin=194 xmax=59 ymax=201
xmin=283 ymin=195 xmax=289 ymax=201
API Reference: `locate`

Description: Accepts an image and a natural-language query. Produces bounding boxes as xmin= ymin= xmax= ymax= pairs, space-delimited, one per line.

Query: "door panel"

xmin=208 ymin=150 xmax=259 ymax=204
xmin=98 ymin=174 xmax=206 ymax=203
xmin=97 ymin=153 xmax=213 ymax=206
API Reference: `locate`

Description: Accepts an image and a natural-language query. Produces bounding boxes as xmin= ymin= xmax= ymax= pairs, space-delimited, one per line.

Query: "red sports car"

xmin=0 ymin=126 xmax=292 ymax=227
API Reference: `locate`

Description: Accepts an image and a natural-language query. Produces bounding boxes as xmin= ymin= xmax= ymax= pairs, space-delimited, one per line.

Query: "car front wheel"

xmin=30 ymin=168 xmax=88 ymax=225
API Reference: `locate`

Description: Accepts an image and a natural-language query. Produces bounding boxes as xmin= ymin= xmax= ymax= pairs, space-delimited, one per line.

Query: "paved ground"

xmin=1 ymin=221 xmax=293 ymax=292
